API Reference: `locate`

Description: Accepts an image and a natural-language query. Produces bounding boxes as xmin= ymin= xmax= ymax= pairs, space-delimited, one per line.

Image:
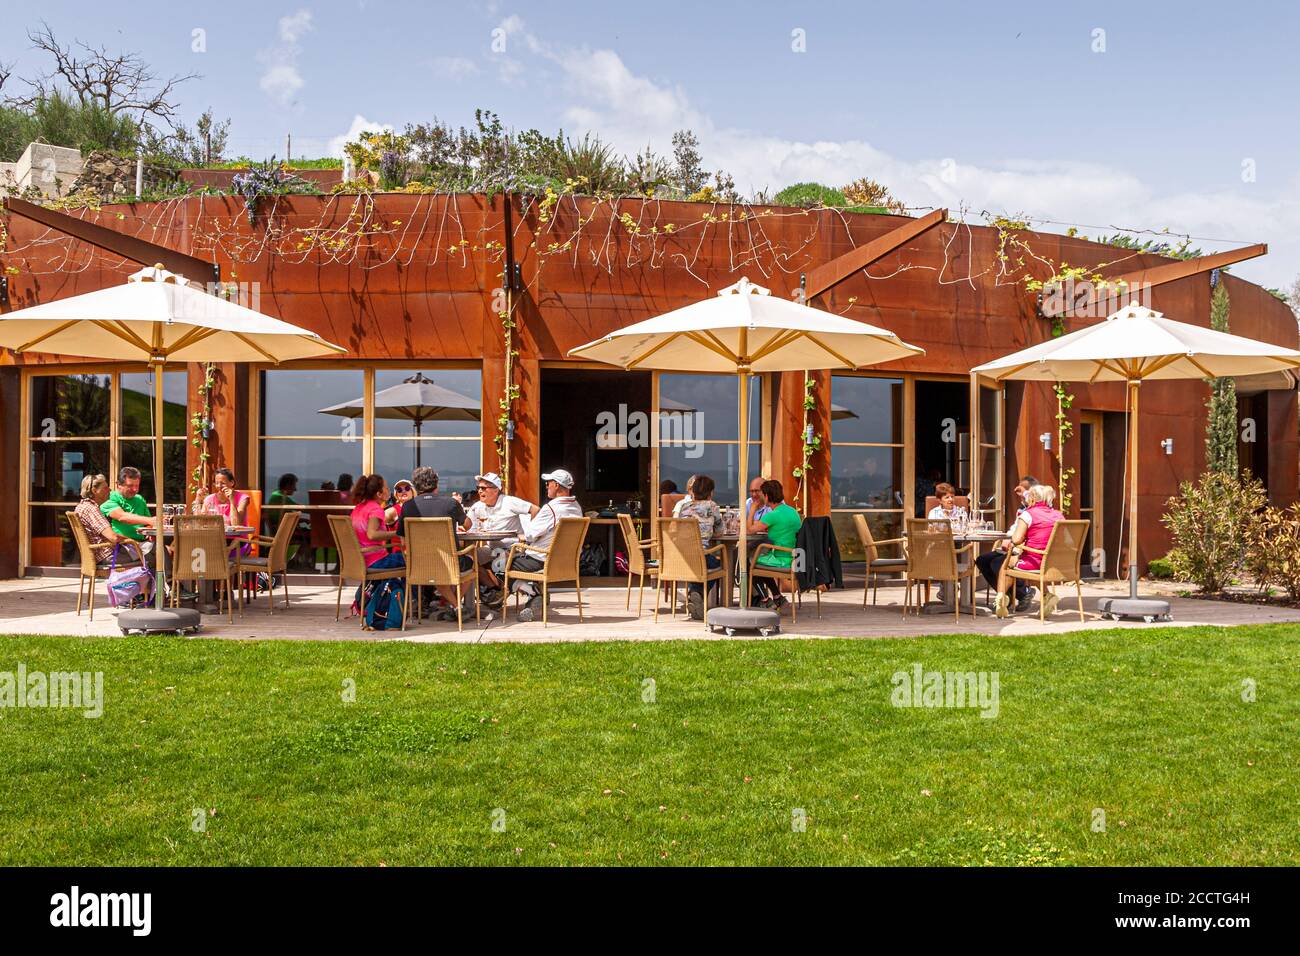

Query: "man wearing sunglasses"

xmin=466 ymin=472 xmax=537 ymax=607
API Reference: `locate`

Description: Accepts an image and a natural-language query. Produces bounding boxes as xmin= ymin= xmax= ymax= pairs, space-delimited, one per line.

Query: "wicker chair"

xmin=400 ymin=517 xmax=479 ymax=632
xmin=656 ymin=517 xmax=725 ymax=623
xmin=748 ymin=539 xmax=820 ymax=621
xmin=617 ymin=513 xmax=658 ymax=615
xmin=501 ymin=517 xmax=590 ymax=625
xmin=66 ymin=510 xmax=144 ymax=621
xmin=997 ymin=519 xmax=1091 ymax=622
xmin=326 ymin=513 xmax=405 ymax=626
xmin=853 ymin=513 xmax=906 ymax=607
xmin=903 ymin=517 xmax=976 ymax=621
xmin=234 ymin=511 xmax=300 ymax=614
xmin=171 ymin=514 xmax=240 ymax=623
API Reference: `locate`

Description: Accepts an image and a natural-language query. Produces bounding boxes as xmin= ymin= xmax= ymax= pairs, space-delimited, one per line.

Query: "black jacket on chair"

xmin=795 ymin=516 xmax=843 ymax=592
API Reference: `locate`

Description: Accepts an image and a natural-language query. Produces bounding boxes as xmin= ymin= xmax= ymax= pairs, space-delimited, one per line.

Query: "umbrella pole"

xmin=1128 ymin=379 xmax=1140 ymax=599
xmin=414 ymin=418 xmax=422 ymax=469
xmin=738 ymin=370 xmax=749 ymax=609
xmin=153 ymin=360 xmax=167 ymax=611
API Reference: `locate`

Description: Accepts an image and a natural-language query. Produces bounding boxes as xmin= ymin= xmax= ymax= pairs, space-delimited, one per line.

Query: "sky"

xmin=3 ymin=0 xmax=1298 ymax=287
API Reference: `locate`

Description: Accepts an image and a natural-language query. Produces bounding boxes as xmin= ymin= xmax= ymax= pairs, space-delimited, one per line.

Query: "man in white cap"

xmin=467 ymin=472 xmax=537 ymax=606
xmin=509 ymin=468 xmax=583 ymax=622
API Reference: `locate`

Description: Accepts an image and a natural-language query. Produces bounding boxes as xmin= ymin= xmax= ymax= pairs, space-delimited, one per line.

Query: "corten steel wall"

xmin=2 ymin=194 xmax=1296 ymax=574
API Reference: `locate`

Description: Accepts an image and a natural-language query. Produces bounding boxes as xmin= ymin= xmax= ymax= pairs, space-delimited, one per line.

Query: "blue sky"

xmin=3 ymin=1 xmax=1297 ymax=287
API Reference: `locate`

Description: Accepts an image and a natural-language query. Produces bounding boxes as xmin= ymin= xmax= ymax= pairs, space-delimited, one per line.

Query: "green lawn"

xmin=1 ymin=625 xmax=1296 ymax=866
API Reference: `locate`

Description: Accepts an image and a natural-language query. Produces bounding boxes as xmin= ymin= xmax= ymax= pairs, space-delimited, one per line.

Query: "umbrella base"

xmin=1095 ymin=596 xmax=1172 ymax=623
xmin=705 ymin=607 xmax=782 ymax=637
xmin=117 ymin=607 xmax=203 ymax=635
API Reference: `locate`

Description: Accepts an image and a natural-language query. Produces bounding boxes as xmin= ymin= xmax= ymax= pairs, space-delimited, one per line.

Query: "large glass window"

xmin=974 ymin=384 xmax=1003 ymax=523
xmin=656 ymin=373 xmax=761 ymax=508
xmin=830 ymin=375 xmax=904 ymax=562
xmin=259 ymin=366 xmax=482 ymax=572
xmin=26 ymin=370 xmax=187 ymax=568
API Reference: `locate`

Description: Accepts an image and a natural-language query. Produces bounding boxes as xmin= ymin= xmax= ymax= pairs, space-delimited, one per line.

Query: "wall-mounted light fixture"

xmin=505 ymin=419 xmax=515 ymax=441
xmin=1039 ymin=432 xmax=1052 ymax=451
xmin=1161 ymin=437 xmax=1174 ymax=455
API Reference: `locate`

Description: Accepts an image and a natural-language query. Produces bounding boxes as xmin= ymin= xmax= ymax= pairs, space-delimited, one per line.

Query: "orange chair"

xmin=239 ymin=489 xmax=263 ymax=555
xmin=924 ymin=494 xmax=970 ymax=515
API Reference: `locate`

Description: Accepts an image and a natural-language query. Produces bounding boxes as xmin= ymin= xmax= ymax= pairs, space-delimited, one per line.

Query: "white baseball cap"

xmin=541 ymin=469 xmax=575 ymax=489
xmin=475 ymin=472 xmax=503 ymax=489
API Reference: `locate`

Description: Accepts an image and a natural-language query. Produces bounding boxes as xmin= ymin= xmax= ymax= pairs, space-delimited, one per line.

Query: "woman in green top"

xmin=748 ymin=479 xmax=801 ymax=609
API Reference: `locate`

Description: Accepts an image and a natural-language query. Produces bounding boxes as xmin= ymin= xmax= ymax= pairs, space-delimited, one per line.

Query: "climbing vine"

xmin=1053 ymin=382 xmax=1075 ymax=514
xmin=188 ymin=362 xmax=216 ymax=504
xmin=791 ymin=373 xmax=822 ymax=510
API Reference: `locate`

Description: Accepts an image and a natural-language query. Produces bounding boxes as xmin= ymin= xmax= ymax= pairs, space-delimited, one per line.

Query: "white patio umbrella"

xmin=0 ymin=265 xmax=346 ymax=631
xmin=971 ymin=302 xmax=1300 ymax=618
xmin=317 ymin=371 xmax=480 ymax=467
xmin=570 ymin=277 xmax=923 ymax=611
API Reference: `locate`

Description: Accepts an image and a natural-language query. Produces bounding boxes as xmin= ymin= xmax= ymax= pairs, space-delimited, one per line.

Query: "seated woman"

xmin=991 ymin=483 xmax=1064 ymax=617
xmin=385 ymin=479 xmax=415 ymax=529
xmin=676 ymin=473 xmax=723 ymax=620
xmin=927 ymin=482 xmax=968 ymax=526
xmin=74 ymin=473 xmax=129 ymax=564
xmin=748 ymin=479 xmax=802 ymax=611
xmin=203 ymin=468 xmax=250 ymax=527
xmin=349 ymin=474 xmax=406 ymax=626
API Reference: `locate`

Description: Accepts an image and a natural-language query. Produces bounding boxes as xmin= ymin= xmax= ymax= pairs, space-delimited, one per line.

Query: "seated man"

xmin=466 ymin=472 xmax=537 ymax=606
xmin=101 ymin=466 xmax=156 ymax=564
xmin=396 ymin=466 xmax=472 ymax=620
xmin=748 ymin=479 xmax=802 ymax=610
xmin=508 ymin=468 xmax=583 ymax=622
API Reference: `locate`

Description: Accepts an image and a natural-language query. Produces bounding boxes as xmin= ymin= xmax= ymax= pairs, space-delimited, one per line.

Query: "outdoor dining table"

xmin=713 ymin=531 xmax=767 ymax=607
xmin=922 ymin=529 xmax=1009 ymax=615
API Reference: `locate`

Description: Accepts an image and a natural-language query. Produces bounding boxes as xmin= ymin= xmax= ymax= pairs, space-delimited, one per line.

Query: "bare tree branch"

xmin=5 ymin=21 xmax=198 ymax=128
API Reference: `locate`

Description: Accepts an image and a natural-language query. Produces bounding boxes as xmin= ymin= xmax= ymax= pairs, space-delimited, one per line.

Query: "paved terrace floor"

xmin=3 ymin=575 xmax=1299 ymax=643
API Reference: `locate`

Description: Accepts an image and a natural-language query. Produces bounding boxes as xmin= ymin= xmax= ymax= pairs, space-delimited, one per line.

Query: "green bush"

xmin=1147 ymin=554 xmax=1176 ymax=579
xmin=1245 ymin=506 xmax=1300 ymax=600
xmin=1161 ymin=472 xmax=1266 ymax=594
xmin=773 ymin=182 xmax=847 ymax=208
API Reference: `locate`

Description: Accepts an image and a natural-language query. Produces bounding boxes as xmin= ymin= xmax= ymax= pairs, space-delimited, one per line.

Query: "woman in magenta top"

xmin=349 ymin=474 xmax=399 ymax=567
xmin=993 ymin=484 xmax=1064 ymax=615
xmin=203 ymin=468 xmax=250 ymax=526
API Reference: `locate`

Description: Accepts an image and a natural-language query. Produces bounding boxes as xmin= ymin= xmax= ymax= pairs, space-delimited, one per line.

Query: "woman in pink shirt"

xmin=349 ymin=474 xmax=398 ymax=567
xmin=994 ymin=484 xmax=1064 ymax=617
xmin=203 ymin=468 xmax=249 ymax=526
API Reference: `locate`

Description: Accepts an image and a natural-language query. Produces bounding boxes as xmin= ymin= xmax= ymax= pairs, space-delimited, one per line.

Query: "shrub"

xmin=773 ymin=182 xmax=847 ymax=208
xmin=1146 ymin=554 xmax=1176 ymax=579
xmin=1161 ymin=471 xmax=1266 ymax=594
xmin=1245 ymin=506 xmax=1300 ymax=600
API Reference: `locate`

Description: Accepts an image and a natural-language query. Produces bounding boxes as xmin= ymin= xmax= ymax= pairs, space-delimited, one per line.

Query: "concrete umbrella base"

xmin=117 ymin=606 xmax=203 ymax=635
xmin=705 ymin=606 xmax=782 ymax=637
xmin=1095 ymin=596 xmax=1172 ymax=623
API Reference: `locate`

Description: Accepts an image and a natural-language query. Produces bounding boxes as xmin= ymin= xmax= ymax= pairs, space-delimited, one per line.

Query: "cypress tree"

xmin=1205 ymin=280 xmax=1239 ymax=475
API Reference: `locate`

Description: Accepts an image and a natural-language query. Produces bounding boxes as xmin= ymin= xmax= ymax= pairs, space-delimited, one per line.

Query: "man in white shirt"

xmin=509 ymin=468 xmax=584 ymax=621
xmin=467 ymin=472 xmax=536 ymax=601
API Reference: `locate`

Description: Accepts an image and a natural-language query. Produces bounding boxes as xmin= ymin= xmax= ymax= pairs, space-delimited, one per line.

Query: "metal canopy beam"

xmin=3 ymin=196 xmax=219 ymax=287
xmin=803 ymin=208 xmax=947 ymax=301
xmin=1103 ymin=243 xmax=1268 ymax=293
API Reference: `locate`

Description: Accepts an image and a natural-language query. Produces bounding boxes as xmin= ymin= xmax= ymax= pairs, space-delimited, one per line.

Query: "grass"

xmin=0 ymin=625 xmax=1296 ymax=866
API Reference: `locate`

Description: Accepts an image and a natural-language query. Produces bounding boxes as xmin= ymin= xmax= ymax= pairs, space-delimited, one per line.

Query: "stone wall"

xmin=69 ymin=150 xmax=179 ymax=198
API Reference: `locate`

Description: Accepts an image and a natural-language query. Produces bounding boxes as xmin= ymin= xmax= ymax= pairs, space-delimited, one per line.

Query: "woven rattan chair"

xmin=748 ymin=540 xmax=820 ymax=622
xmin=400 ymin=517 xmax=479 ymax=632
xmin=656 ymin=517 xmax=725 ymax=624
xmin=501 ymin=517 xmax=590 ymax=625
xmin=234 ymin=511 xmax=300 ymax=614
xmin=903 ymin=517 xmax=976 ymax=621
xmin=997 ymin=519 xmax=1091 ymax=622
xmin=66 ymin=510 xmax=144 ymax=621
xmin=327 ymin=513 xmax=405 ymax=626
xmin=171 ymin=514 xmax=239 ymax=623
xmin=618 ymin=513 xmax=658 ymax=616
xmin=853 ymin=512 xmax=906 ymax=607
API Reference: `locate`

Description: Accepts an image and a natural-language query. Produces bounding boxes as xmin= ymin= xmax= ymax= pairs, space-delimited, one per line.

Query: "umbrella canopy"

xmin=318 ymin=371 xmax=480 ymax=423
xmin=0 ymin=265 xmax=345 ymax=363
xmin=0 ymin=265 xmax=346 ymax=620
xmin=569 ymin=277 xmax=922 ymax=373
xmin=971 ymin=302 xmax=1300 ymax=609
xmin=570 ymin=277 xmax=923 ymax=611
xmin=971 ymin=303 xmax=1300 ymax=383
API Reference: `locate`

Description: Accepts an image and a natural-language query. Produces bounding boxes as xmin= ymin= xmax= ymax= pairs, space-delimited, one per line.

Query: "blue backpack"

xmin=362 ymin=579 xmax=405 ymax=630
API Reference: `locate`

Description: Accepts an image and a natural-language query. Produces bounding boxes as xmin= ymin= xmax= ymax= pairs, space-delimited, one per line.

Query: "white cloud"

xmin=328 ymin=114 xmax=393 ymax=158
xmin=536 ymin=43 xmax=1296 ymax=287
xmin=259 ymin=8 xmax=314 ymax=108
xmin=432 ymin=56 xmax=479 ymax=81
